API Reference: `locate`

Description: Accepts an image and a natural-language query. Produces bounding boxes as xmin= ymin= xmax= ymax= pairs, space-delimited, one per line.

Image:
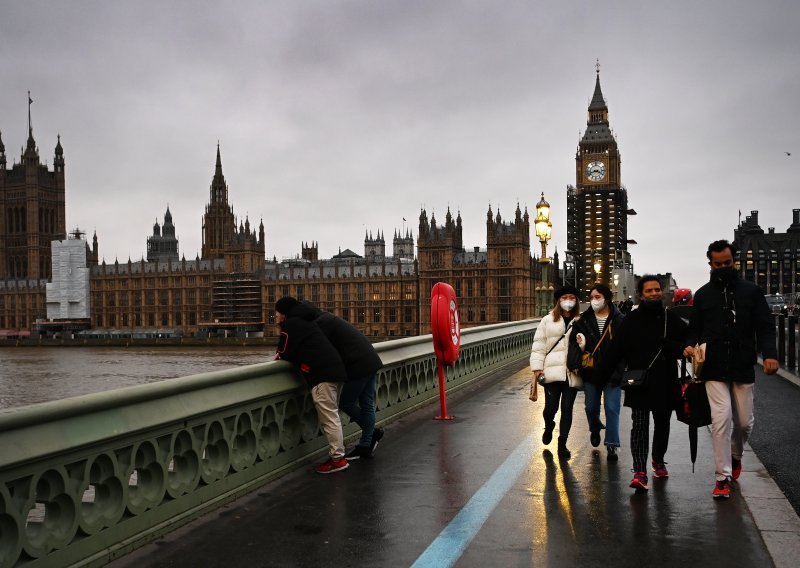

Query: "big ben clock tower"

xmin=566 ymin=63 xmax=633 ymax=297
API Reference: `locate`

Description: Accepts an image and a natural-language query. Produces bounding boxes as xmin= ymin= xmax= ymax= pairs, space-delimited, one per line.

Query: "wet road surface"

xmin=111 ymin=361 xmax=792 ymax=568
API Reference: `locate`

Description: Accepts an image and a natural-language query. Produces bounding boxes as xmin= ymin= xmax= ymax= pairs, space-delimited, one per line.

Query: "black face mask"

xmin=639 ymin=299 xmax=663 ymax=310
xmin=711 ymin=266 xmax=738 ymax=286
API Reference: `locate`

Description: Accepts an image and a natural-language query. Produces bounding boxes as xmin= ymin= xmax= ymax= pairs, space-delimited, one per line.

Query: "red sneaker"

xmin=713 ymin=478 xmax=731 ymax=499
xmin=652 ymin=461 xmax=669 ymax=478
xmin=629 ymin=471 xmax=649 ymax=491
xmin=315 ymin=457 xmax=349 ymax=474
xmin=732 ymin=458 xmax=742 ymax=481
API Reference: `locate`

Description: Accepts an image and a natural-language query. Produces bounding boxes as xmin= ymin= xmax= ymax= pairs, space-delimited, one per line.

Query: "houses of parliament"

xmin=2 ymin=71 xmax=636 ymax=339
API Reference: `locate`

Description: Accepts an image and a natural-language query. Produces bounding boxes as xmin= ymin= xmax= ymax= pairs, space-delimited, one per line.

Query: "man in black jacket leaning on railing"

xmin=684 ymin=239 xmax=778 ymax=500
xmin=300 ymin=301 xmax=385 ymax=460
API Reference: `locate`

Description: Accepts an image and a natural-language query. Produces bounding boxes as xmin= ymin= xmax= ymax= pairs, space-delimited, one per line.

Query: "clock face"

xmin=585 ymin=160 xmax=606 ymax=182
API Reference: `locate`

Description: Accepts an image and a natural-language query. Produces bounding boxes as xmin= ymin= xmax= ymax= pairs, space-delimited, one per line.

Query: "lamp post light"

xmin=593 ymin=258 xmax=602 ymax=282
xmin=535 ymin=192 xmax=553 ymax=317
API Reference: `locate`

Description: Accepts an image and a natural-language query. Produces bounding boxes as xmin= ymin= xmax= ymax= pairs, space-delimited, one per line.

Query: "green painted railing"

xmin=0 ymin=320 xmax=537 ymax=567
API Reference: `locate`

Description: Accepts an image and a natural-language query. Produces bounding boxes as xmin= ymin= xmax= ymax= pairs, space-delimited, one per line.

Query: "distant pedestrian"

xmin=568 ymin=283 xmax=625 ymax=461
xmin=684 ymin=240 xmax=778 ymax=499
xmin=300 ymin=301 xmax=385 ymax=460
xmin=600 ymin=275 xmax=687 ymax=492
xmin=530 ymin=285 xmax=582 ymax=459
xmin=274 ymin=297 xmax=350 ymax=474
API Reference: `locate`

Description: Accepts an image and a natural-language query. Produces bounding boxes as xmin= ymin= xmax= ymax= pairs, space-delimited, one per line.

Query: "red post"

xmin=434 ymin=361 xmax=454 ymax=420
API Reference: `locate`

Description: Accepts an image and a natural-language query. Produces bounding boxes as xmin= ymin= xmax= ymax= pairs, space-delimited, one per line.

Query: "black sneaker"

xmin=590 ymin=431 xmax=601 ymax=447
xmin=345 ymin=446 xmax=370 ymax=461
xmin=369 ymin=428 xmax=385 ymax=456
xmin=557 ymin=439 xmax=571 ymax=459
xmin=606 ymin=446 xmax=618 ymax=461
xmin=542 ymin=421 xmax=555 ymax=445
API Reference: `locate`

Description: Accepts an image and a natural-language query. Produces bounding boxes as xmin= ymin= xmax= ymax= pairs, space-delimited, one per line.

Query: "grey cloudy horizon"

xmin=1 ymin=0 xmax=798 ymax=294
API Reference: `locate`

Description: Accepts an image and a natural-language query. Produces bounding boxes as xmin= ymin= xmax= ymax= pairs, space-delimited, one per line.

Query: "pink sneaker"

xmin=652 ymin=461 xmax=669 ymax=478
xmin=629 ymin=471 xmax=649 ymax=491
xmin=315 ymin=457 xmax=349 ymax=474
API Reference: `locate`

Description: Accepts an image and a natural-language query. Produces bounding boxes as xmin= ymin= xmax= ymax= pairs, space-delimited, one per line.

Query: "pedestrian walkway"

xmin=110 ymin=361 xmax=800 ymax=568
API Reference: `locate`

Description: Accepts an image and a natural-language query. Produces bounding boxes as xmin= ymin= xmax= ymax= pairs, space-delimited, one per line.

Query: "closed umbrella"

xmin=675 ymin=359 xmax=712 ymax=471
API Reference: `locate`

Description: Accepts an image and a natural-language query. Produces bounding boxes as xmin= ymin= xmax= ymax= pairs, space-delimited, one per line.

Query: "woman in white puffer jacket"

xmin=530 ymin=285 xmax=582 ymax=459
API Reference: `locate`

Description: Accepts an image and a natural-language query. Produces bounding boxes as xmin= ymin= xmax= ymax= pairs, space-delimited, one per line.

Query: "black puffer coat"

xmin=687 ymin=277 xmax=777 ymax=383
xmin=598 ymin=304 xmax=687 ymax=411
xmin=276 ymin=304 xmax=348 ymax=387
xmin=300 ymin=301 xmax=384 ymax=380
xmin=567 ymin=304 xmax=625 ymax=386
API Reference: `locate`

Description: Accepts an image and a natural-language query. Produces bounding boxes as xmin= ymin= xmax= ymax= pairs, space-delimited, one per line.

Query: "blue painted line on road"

xmin=410 ymin=432 xmax=536 ymax=568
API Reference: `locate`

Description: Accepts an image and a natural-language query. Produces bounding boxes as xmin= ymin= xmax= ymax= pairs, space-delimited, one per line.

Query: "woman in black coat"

xmin=599 ymin=276 xmax=687 ymax=492
xmin=567 ymin=284 xmax=625 ymax=461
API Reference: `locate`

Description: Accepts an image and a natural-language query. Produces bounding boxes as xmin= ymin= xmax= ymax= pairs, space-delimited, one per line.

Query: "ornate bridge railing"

xmin=0 ymin=320 xmax=536 ymax=568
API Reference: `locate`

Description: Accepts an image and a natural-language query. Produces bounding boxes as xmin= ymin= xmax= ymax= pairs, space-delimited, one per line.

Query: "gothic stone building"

xmin=0 ymin=107 xmax=92 ymax=333
xmin=734 ymin=209 xmax=800 ymax=299
xmin=3 ymin=128 xmax=542 ymax=339
xmin=566 ymin=67 xmax=634 ymax=297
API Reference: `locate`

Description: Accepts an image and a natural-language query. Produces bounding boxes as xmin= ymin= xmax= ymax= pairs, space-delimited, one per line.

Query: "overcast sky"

xmin=1 ymin=0 xmax=798 ymax=293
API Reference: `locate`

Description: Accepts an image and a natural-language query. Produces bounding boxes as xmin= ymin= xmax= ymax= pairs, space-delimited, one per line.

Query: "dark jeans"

xmin=542 ymin=381 xmax=578 ymax=442
xmin=339 ymin=374 xmax=377 ymax=447
xmin=630 ymin=408 xmax=672 ymax=473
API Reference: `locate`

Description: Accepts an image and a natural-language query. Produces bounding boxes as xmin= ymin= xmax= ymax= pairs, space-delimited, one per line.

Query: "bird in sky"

xmin=786 ymin=151 xmax=792 ymax=156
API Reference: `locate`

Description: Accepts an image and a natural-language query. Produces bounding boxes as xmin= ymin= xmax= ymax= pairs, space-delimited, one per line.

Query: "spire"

xmin=209 ymin=143 xmax=228 ymax=204
xmin=582 ymin=61 xmax=613 ymax=144
xmin=55 ymin=134 xmax=63 ymax=156
xmin=26 ymin=91 xmax=36 ymax=153
xmin=28 ymin=91 xmax=33 ymax=137
xmin=589 ymin=59 xmax=607 ymax=113
xmin=1 ymin=130 xmax=6 ymax=154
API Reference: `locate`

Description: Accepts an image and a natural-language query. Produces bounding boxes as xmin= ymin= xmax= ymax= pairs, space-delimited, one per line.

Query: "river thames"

xmin=0 ymin=346 xmax=273 ymax=409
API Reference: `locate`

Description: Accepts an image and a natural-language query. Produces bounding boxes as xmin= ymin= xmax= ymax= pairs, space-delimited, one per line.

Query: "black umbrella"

xmin=676 ymin=359 xmax=712 ymax=471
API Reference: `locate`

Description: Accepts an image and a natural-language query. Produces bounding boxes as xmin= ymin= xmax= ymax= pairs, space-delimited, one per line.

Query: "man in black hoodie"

xmin=275 ymin=297 xmax=350 ymax=474
xmin=684 ymin=240 xmax=778 ymax=499
xmin=300 ymin=301 xmax=385 ymax=460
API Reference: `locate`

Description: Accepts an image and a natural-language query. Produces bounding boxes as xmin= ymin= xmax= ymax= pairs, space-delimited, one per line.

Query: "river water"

xmin=0 ymin=346 xmax=273 ymax=409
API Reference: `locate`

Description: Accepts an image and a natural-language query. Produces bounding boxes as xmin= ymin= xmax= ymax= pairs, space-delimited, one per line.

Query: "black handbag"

xmin=621 ymin=309 xmax=667 ymax=390
xmin=621 ymin=368 xmax=650 ymax=389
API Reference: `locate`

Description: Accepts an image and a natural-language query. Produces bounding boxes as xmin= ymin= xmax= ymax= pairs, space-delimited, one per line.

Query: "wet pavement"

xmin=110 ymin=361 xmax=800 ymax=568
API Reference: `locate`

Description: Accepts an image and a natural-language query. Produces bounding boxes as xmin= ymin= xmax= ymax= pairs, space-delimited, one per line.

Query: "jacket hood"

xmin=290 ymin=301 xmax=322 ymax=321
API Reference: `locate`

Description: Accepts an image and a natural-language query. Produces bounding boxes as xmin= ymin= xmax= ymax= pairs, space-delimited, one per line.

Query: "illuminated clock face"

xmin=585 ymin=160 xmax=607 ymax=182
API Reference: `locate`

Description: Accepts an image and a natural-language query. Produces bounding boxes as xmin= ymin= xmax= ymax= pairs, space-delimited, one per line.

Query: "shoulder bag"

xmin=581 ymin=320 xmax=612 ymax=371
xmin=621 ymin=309 xmax=666 ymax=390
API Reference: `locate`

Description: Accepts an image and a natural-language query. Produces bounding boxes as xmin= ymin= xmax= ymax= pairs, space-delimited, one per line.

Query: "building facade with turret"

xmin=0 ymin=99 xmax=71 ymax=333
xmin=734 ymin=209 xmax=800 ymax=300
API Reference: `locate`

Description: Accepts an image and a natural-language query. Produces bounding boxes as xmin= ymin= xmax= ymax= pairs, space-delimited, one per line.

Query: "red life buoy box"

xmin=431 ymin=282 xmax=461 ymax=366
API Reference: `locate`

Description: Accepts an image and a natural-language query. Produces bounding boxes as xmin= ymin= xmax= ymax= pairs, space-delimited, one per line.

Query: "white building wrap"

xmin=46 ymin=238 xmax=90 ymax=319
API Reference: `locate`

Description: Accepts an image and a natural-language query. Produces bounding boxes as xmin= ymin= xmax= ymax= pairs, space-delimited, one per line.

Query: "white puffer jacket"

xmin=530 ymin=313 xmax=582 ymax=387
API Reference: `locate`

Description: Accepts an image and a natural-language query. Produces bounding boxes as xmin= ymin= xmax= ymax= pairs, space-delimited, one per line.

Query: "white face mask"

xmin=591 ymin=299 xmax=606 ymax=312
xmin=559 ymin=299 xmax=576 ymax=312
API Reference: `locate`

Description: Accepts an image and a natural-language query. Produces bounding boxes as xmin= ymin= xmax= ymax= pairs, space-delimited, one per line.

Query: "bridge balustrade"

xmin=0 ymin=320 xmax=536 ymax=568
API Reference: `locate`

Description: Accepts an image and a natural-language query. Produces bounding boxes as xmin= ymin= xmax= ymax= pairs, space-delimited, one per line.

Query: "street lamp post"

xmin=535 ymin=193 xmax=553 ymax=317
